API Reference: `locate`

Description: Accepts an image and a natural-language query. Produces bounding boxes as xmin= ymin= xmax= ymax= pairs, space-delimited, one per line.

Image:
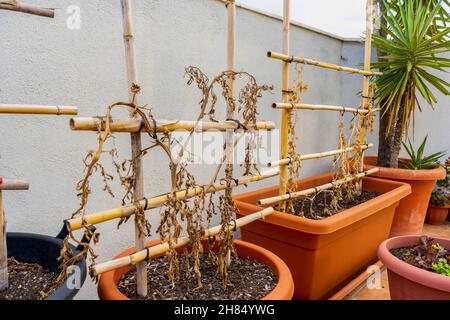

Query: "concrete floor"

xmin=346 ymin=222 xmax=450 ymax=300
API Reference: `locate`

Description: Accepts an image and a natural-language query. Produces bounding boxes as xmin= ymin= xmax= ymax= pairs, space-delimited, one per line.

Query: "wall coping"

xmin=216 ymin=0 xmax=363 ymax=43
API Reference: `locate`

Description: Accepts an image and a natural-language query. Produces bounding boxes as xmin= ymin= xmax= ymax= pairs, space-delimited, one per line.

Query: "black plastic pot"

xmin=6 ymin=226 xmax=94 ymax=300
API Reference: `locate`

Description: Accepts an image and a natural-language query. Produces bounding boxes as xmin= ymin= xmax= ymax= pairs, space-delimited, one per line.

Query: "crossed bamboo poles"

xmin=0 ymin=106 xmax=77 ymax=291
xmin=68 ymin=0 xmax=383 ymax=282
xmin=64 ymin=0 xmax=279 ymax=297
xmin=2 ymin=0 xmax=384 ymax=296
xmin=93 ymin=207 xmax=274 ymax=276
xmin=0 ymin=0 xmax=76 ymax=293
xmin=263 ymin=0 xmax=381 ymax=207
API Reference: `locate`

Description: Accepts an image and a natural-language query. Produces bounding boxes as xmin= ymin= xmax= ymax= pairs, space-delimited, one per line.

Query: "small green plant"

xmin=391 ymin=236 xmax=450 ymax=277
xmin=399 ymin=136 xmax=446 ymax=170
xmin=437 ymin=157 xmax=450 ymax=188
xmin=432 ymin=258 xmax=450 ymax=277
xmin=432 ymin=243 xmax=445 ymax=251
xmin=430 ymin=189 xmax=450 ymax=206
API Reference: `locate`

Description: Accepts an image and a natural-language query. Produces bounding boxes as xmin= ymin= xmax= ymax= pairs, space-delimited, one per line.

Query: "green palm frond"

xmin=399 ymin=136 xmax=447 ymax=169
xmin=373 ymin=0 xmax=450 ymax=135
xmin=383 ymin=0 xmax=450 ymax=40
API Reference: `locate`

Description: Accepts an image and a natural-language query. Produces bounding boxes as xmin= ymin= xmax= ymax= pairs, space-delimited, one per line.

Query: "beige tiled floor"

xmin=347 ymin=222 xmax=450 ymax=300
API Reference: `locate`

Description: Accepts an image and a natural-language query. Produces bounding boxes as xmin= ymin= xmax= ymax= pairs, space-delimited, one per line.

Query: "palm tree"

xmin=374 ymin=0 xmax=450 ymax=167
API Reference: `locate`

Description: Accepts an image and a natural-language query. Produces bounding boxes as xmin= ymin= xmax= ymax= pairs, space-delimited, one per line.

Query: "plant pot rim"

xmin=364 ymin=155 xmax=446 ymax=181
xmin=429 ymin=204 xmax=450 ymax=209
xmin=97 ymin=239 xmax=294 ymax=300
xmin=378 ymin=235 xmax=450 ymax=293
xmin=6 ymin=232 xmax=88 ymax=300
xmin=233 ymin=173 xmax=411 ymax=234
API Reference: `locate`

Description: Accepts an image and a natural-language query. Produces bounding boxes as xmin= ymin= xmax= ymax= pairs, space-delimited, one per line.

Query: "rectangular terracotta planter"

xmin=233 ymin=172 xmax=411 ymax=300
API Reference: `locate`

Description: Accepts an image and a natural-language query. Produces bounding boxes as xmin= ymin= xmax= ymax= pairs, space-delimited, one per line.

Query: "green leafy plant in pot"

xmin=378 ymin=235 xmax=450 ymax=300
xmin=364 ymin=0 xmax=449 ymax=236
xmin=426 ymin=157 xmax=450 ymax=225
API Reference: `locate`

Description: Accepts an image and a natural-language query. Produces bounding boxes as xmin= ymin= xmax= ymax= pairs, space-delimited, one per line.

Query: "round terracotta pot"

xmin=425 ymin=204 xmax=450 ymax=225
xmin=378 ymin=236 xmax=450 ymax=300
xmin=364 ymin=156 xmax=446 ymax=237
xmin=98 ymin=239 xmax=294 ymax=300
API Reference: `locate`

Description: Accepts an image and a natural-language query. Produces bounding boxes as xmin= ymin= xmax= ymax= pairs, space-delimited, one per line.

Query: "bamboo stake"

xmin=0 ymin=191 xmax=7 ymax=291
xmin=258 ymin=168 xmax=380 ymax=205
xmin=268 ymin=144 xmax=374 ymax=167
xmin=70 ymin=117 xmax=275 ymax=133
xmin=67 ymin=168 xmax=280 ymax=232
xmin=0 ymin=177 xmax=29 ymax=291
xmin=120 ymin=0 xmax=147 ymax=297
xmin=273 ymin=102 xmax=380 ymax=114
xmin=92 ymin=207 xmax=274 ymax=276
xmin=0 ymin=104 xmax=78 ymax=115
xmin=267 ymin=51 xmax=382 ymax=76
xmin=225 ymin=0 xmax=237 ymax=267
xmin=0 ymin=0 xmax=54 ymax=18
xmin=0 ymin=179 xmax=29 ymax=191
xmin=278 ymin=0 xmax=291 ymax=211
xmin=357 ymin=0 xmax=375 ymax=193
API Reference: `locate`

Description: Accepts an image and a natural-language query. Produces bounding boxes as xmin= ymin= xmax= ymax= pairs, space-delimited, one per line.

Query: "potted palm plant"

xmin=364 ymin=0 xmax=449 ymax=236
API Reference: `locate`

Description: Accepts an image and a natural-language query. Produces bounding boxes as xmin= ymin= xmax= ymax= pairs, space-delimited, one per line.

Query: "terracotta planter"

xmin=98 ymin=239 xmax=294 ymax=300
xmin=425 ymin=204 xmax=450 ymax=225
xmin=378 ymin=236 xmax=450 ymax=300
xmin=364 ymin=156 xmax=446 ymax=237
xmin=233 ymin=173 xmax=411 ymax=300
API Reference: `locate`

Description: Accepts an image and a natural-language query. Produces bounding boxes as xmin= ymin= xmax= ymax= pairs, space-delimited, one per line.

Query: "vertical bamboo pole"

xmin=225 ymin=0 xmax=236 ymax=267
xmin=121 ymin=0 xmax=147 ymax=297
xmin=279 ymin=0 xmax=291 ymax=210
xmin=225 ymin=0 xmax=236 ymax=178
xmin=0 ymin=191 xmax=7 ymax=291
xmin=357 ymin=0 xmax=374 ymax=193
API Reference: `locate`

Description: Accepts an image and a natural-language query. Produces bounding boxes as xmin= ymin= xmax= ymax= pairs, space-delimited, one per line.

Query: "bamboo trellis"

xmin=268 ymin=144 xmax=374 ymax=168
xmin=68 ymin=0 xmax=276 ymax=298
xmin=0 ymin=178 xmax=29 ymax=191
xmin=268 ymin=0 xmax=380 ymax=209
xmin=70 ymin=117 xmax=275 ymax=133
xmin=0 ymin=0 xmax=54 ymax=18
xmin=0 ymin=4 xmax=80 ymax=293
xmin=119 ymin=0 xmax=148 ymax=297
xmin=0 ymin=104 xmax=78 ymax=115
xmin=224 ymin=0 xmax=237 ymax=267
xmin=92 ymin=207 xmax=274 ymax=276
xmin=268 ymin=51 xmax=382 ymax=76
xmin=0 ymin=103 xmax=77 ymax=291
xmin=259 ymin=168 xmax=379 ymax=205
xmin=273 ymin=103 xmax=379 ymax=114
xmin=66 ymin=168 xmax=279 ymax=232
xmin=0 ymin=178 xmax=30 ymax=291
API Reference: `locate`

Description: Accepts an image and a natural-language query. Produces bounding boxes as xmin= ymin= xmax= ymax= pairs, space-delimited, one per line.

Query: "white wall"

xmin=0 ymin=0 xmax=448 ymax=299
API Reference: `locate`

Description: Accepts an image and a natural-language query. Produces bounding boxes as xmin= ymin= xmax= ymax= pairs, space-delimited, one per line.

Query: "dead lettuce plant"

xmin=55 ymin=67 xmax=272 ymax=294
xmin=281 ymin=64 xmax=376 ymax=219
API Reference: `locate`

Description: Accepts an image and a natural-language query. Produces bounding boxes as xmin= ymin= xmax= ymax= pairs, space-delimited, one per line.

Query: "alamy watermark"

xmin=366 ymin=264 xmax=382 ymax=290
xmin=169 ymin=130 xmax=280 ymax=166
xmin=66 ymin=5 xmax=81 ymax=30
xmin=66 ymin=265 xmax=82 ymax=290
